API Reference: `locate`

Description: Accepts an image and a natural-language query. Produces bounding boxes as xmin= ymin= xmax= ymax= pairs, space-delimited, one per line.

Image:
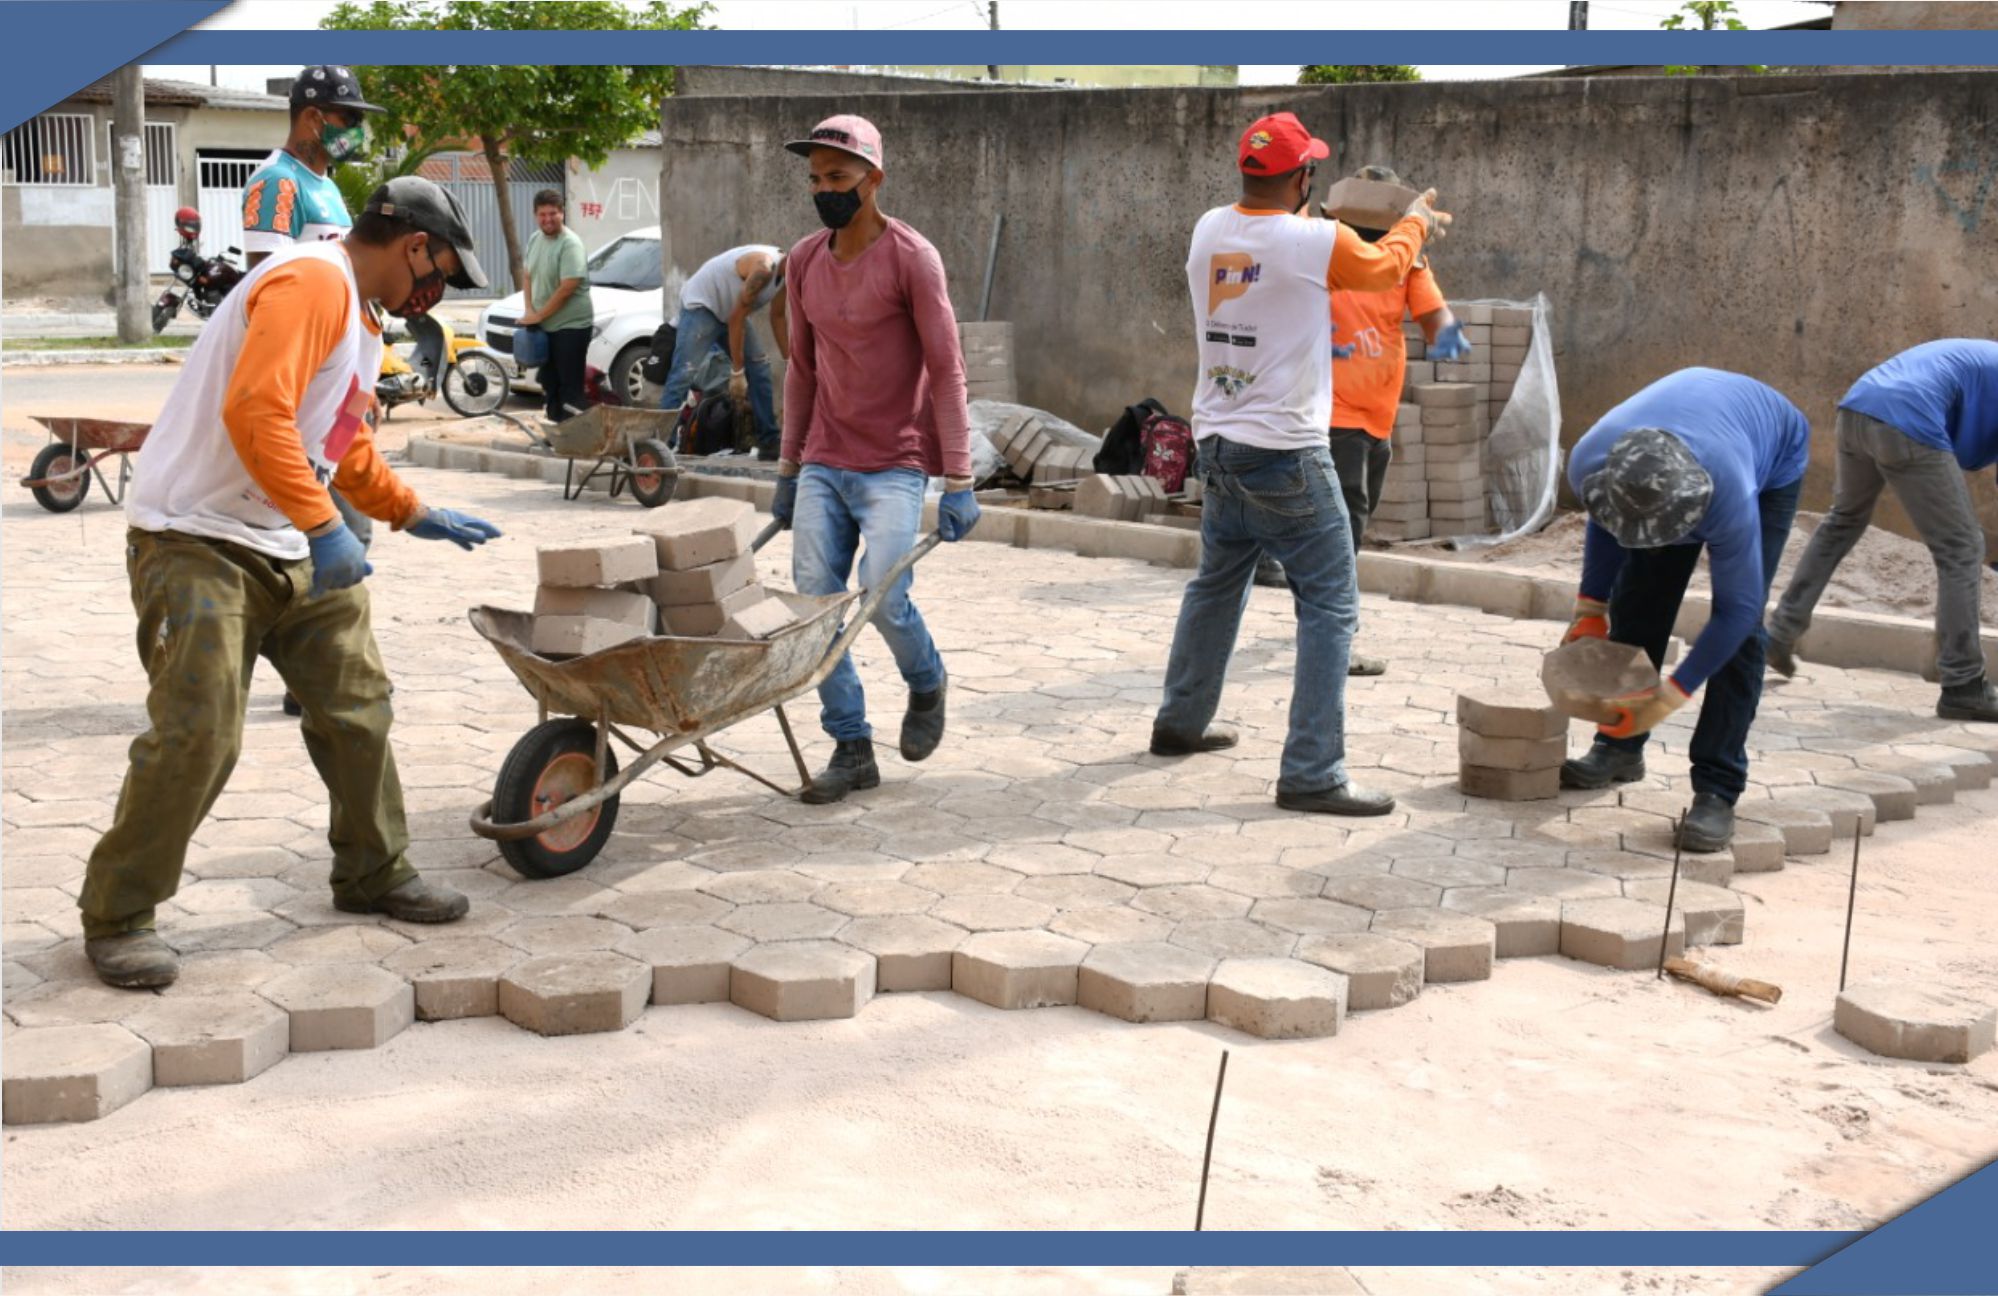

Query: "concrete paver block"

xmin=499 ymin=951 xmax=650 ymax=1036
xmin=1873 ymin=760 xmax=1956 ymax=806
xmin=1170 ymin=918 xmax=1298 ymax=960
xmin=1816 ymin=770 xmax=1918 ymax=822
xmin=1174 ymin=1267 xmax=1366 ymax=1295
xmin=503 ymin=915 xmax=636 ymax=957
xmin=660 ymin=583 xmax=768 ymax=637
xmin=3 ymin=1023 xmax=153 ymax=1124
xmin=1502 ymin=867 xmax=1623 ymax=900
xmin=1206 ymin=958 xmax=1347 ymax=1039
xmin=259 ymin=964 xmax=416 ymax=1052
xmin=1890 ymin=744 xmax=1993 ymax=792
xmin=1320 ymin=873 xmax=1443 ymax=912
xmin=1558 ymin=897 xmax=1686 ymax=971
xmin=1368 ymin=908 xmax=1497 ymax=982
xmin=815 ymin=881 xmax=941 ymax=918
xmin=1774 ymin=786 xmax=1877 ymax=838
xmin=646 ymin=551 xmax=755 ymax=607
xmin=715 ymin=902 xmax=849 ymax=942
xmin=532 ymin=585 xmax=654 ymax=624
xmin=535 ymin=535 xmax=658 ymax=587
xmin=930 ymin=893 xmax=1059 ymax=932
xmin=1834 ymin=982 xmax=1996 ymax=1064
xmin=724 ymin=596 xmax=799 ymax=640
xmin=1455 ymin=691 xmax=1567 ymax=740
xmin=598 ymin=890 xmax=733 ymax=930
xmin=381 ymin=937 xmax=523 ymax=1020
xmin=616 ymin=925 xmax=750 ymax=1004
xmin=1293 ymin=933 xmax=1424 ymax=1011
xmin=1624 ymin=879 xmax=1745 ymax=947
xmin=1736 ymin=801 xmax=1835 ymax=856
xmin=1248 ymin=897 xmax=1373 ymax=936
xmin=1727 ymin=819 xmax=1788 ymax=873
xmin=1458 ymin=763 xmax=1560 ymax=801
xmin=1439 ymin=888 xmax=1562 ymax=957
xmin=1077 ymin=942 xmax=1216 ymax=1022
xmin=267 ymin=924 xmax=412 ymax=966
xmin=1541 ymin=638 xmax=1659 ymax=724
xmin=125 ymin=994 xmax=289 ymax=1086
xmin=632 ymin=497 xmax=756 ymax=570
xmin=838 ymin=915 xmax=968 ymax=992
xmin=4 ymin=981 xmax=155 ymax=1029
xmin=529 ymin=614 xmax=648 ymax=658
xmin=731 ymin=940 xmax=876 ymax=1021
xmin=1457 ymin=730 xmax=1566 ymax=771
xmin=1049 ymin=906 xmax=1177 ymax=946
xmin=953 ymin=930 xmax=1089 ymax=1009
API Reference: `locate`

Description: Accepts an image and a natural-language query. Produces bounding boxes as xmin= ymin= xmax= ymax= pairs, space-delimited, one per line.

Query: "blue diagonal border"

xmin=0 ymin=1 xmax=230 ymax=134
xmin=1770 ymin=1157 xmax=1998 ymax=1295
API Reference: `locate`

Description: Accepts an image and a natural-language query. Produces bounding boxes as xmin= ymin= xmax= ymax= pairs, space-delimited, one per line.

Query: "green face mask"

xmin=321 ymin=120 xmax=366 ymax=163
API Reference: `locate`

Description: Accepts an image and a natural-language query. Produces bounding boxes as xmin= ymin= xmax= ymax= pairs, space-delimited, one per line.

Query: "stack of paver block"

xmin=1419 ymin=382 xmax=1488 ymax=535
xmin=959 ymin=322 xmax=1016 ymax=404
xmin=1455 ymin=689 xmax=1569 ymax=801
xmin=1372 ymin=403 xmax=1430 ymax=541
xmin=1075 ymin=474 xmax=1168 ymax=522
xmin=1488 ymin=303 xmax=1533 ymax=423
xmin=532 ymin=538 xmax=659 ymax=657
xmin=1034 ymin=445 xmax=1090 ymax=484
xmin=633 ymin=497 xmax=797 ymax=641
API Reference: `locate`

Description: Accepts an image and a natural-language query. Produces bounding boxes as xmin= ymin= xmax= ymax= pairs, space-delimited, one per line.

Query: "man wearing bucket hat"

xmin=80 ymin=175 xmax=502 ymax=989
xmin=1558 ymin=367 xmax=1811 ymax=852
xmin=770 ymin=114 xmax=979 ymax=805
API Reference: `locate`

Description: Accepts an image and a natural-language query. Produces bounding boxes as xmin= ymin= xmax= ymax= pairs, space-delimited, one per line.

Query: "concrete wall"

xmin=676 ymin=66 xmax=1003 ymax=97
xmin=1834 ymin=1 xmax=1996 ymax=28
xmin=659 ymin=71 xmax=1998 ymax=534
xmin=566 ymin=146 xmax=664 ymax=249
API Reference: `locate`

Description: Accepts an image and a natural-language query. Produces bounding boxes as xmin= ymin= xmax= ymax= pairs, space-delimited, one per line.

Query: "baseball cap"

xmin=362 ymin=176 xmax=487 ymax=290
xmin=290 ymin=64 xmax=383 ymax=114
xmin=1237 ymin=112 xmax=1330 ymax=175
xmin=1581 ymin=428 xmax=1714 ymax=549
xmin=785 ymin=115 xmax=886 ymax=172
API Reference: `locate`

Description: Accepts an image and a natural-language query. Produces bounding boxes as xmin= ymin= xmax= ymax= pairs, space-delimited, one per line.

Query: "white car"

xmin=479 ymin=225 xmax=666 ymax=407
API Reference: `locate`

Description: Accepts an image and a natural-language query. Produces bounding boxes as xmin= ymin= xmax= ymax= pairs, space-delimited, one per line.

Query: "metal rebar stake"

xmin=1658 ymin=808 xmax=1687 ymax=979
xmin=1194 ymin=1049 xmax=1230 ymax=1231
xmin=1839 ymin=827 xmax=1862 ymax=992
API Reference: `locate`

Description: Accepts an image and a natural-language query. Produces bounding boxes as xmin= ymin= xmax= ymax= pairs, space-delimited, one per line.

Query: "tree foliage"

xmin=1660 ymin=0 xmax=1764 ymax=76
xmin=1297 ymin=65 xmax=1422 ymax=85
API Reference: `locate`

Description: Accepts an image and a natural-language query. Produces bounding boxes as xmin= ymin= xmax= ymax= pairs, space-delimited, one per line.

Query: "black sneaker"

xmin=1560 ymin=744 xmax=1647 ymax=790
xmin=901 ymin=684 xmax=947 ymax=762
xmin=1275 ymin=782 xmax=1397 ymax=816
xmin=1675 ymin=791 xmax=1735 ymax=853
xmin=1149 ymin=723 xmax=1239 ymax=756
xmin=803 ymin=738 xmax=881 ymax=804
xmin=1937 ymin=676 xmax=1998 ymax=723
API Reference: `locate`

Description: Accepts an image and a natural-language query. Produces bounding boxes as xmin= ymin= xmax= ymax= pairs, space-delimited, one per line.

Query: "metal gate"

xmin=196 ymin=154 xmax=260 ymax=263
xmin=106 ymin=121 xmax=179 ymax=273
xmin=428 ymin=152 xmax=562 ymax=299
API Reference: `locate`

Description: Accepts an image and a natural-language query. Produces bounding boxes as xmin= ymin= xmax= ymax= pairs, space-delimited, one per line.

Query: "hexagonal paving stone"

xmin=259 ymin=964 xmax=415 ymax=1052
xmin=984 ymin=843 xmax=1097 ymax=877
xmin=3 ymin=961 xmax=42 ymax=995
xmin=1502 ymin=867 xmax=1624 ymax=901
xmin=1129 ymin=884 xmax=1252 ymax=924
xmin=499 ymin=951 xmax=650 ymax=1036
xmin=1873 ymin=760 xmax=1957 ymax=806
xmin=1076 ymin=943 xmax=1215 ymax=1023
xmin=1889 ymin=744 xmax=1993 ymax=792
xmin=839 ymin=915 xmax=969 ymax=992
xmin=1558 ymin=897 xmax=1686 ymax=972
xmin=167 ymin=950 xmax=285 ymax=997
xmin=1206 ymin=958 xmax=1346 ymax=1040
xmin=1294 ymin=933 xmax=1424 ymax=1011
xmin=1816 ymin=770 xmax=1918 ymax=822
xmin=498 ymin=878 xmax=623 ymax=918
xmin=5 ymin=981 xmax=154 ymax=1029
xmin=1616 ymin=825 xmax=1736 ymax=886
xmin=267 ymin=924 xmax=413 ymax=966
xmin=163 ymin=911 xmax=296 ymax=954
xmin=928 ymin=893 xmax=1057 ymax=933
xmin=1773 ymin=786 xmax=1876 ymax=838
xmin=1387 ymin=857 xmax=1508 ymax=891
xmin=814 ymin=881 xmax=941 ymax=919
xmin=126 ymin=994 xmax=289 ymax=1085
xmin=1623 ymin=879 xmax=1745 ymax=947
xmin=1369 ymin=908 xmax=1496 ymax=983
xmin=1093 ymin=854 xmax=1209 ymax=888
xmin=1834 ymin=981 xmax=1996 ymax=1064
xmin=381 ymin=937 xmax=523 ymax=1019
xmin=1318 ymin=873 xmax=1442 ymax=913
xmin=615 ymin=925 xmax=750 ymax=1004
xmin=730 ymin=941 xmax=876 ymax=1021
xmin=1049 ymin=906 xmax=1177 ymax=946
xmin=597 ymin=890 xmax=733 ymax=931
xmin=1247 ymin=896 xmax=1374 ymax=938
xmin=502 ymin=915 xmax=634 ymax=957
xmin=953 ymin=931 xmax=1089 ymax=1009
xmin=1200 ymin=862 xmax=1323 ymax=900
xmin=1735 ymin=801 xmax=1834 ymax=856
xmin=697 ymin=871 xmax=825 ymax=906
xmin=901 ymin=861 xmax=1023 ymax=895
xmin=1722 ymin=819 xmax=1787 ymax=874
xmin=3 ymin=1023 xmax=153 ymax=1124
xmin=1440 ymin=888 xmax=1562 ymax=957
xmin=715 ymin=902 xmax=849 ymax=943
xmin=1014 ymin=873 xmax=1138 ymax=911
xmin=1169 ymin=918 xmax=1298 ymax=960
xmin=1564 ymin=849 xmax=1675 ymax=883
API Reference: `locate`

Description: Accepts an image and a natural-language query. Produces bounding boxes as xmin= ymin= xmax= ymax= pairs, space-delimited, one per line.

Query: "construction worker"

xmin=1152 ymin=113 xmax=1447 ymax=817
xmin=770 ymin=114 xmax=979 ymax=804
xmin=1766 ymin=339 xmax=1998 ymax=723
xmin=1558 ymin=368 xmax=1810 ymax=853
xmin=658 ymin=243 xmax=789 ymax=459
xmin=81 ymin=177 xmax=502 ymax=989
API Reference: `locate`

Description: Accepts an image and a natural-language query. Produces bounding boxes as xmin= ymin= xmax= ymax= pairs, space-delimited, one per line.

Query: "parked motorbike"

xmin=376 ymin=311 xmax=512 ymax=420
xmin=151 ymin=208 xmax=244 ymax=334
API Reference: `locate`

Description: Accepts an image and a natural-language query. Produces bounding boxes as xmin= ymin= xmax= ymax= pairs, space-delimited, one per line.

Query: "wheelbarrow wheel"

xmin=492 ymin=718 xmax=621 ymax=878
xmin=29 ymin=442 xmax=90 ymax=513
xmin=628 ymin=437 xmax=677 ymax=508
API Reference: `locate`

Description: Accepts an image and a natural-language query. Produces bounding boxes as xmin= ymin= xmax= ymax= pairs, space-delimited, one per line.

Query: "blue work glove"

xmin=938 ymin=489 xmax=981 ymax=542
xmin=1331 ymin=332 xmax=1355 ymax=360
xmin=307 ymin=523 xmax=372 ymax=597
xmin=406 ymin=506 xmax=503 ymax=551
xmin=772 ymin=474 xmax=799 ymax=530
xmin=1430 ymin=320 xmax=1473 ymax=361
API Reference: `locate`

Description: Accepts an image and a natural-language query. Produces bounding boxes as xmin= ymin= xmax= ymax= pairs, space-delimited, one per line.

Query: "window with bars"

xmin=3 ymin=112 xmax=97 ymax=186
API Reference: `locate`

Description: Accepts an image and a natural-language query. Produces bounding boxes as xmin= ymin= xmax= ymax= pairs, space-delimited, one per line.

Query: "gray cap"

xmin=1581 ymin=427 xmax=1713 ymax=549
xmin=362 ymin=176 xmax=487 ymax=290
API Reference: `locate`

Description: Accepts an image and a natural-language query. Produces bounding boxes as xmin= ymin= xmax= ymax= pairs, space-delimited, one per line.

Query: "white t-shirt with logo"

xmin=1185 ymin=204 xmax=1340 ymax=451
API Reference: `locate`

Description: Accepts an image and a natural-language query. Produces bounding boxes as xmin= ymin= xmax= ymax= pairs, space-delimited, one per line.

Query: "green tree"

xmin=321 ymin=0 xmax=711 ymax=289
xmin=1298 ymin=65 xmax=1422 ymax=85
xmin=332 ymin=143 xmax=444 ymax=221
xmin=1660 ymin=0 xmax=1763 ymax=76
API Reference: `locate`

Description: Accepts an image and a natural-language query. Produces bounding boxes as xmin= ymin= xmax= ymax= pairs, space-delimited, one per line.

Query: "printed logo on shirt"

xmin=1205 ymin=364 xmax=1254 ymax=398
xmin=1207 ymin=253 xmax=1262 ymax=314
xmin=242 ymin=180 xmax=264 ymax=230
xmin=1204 ymin=330 xmax=1260 ymax=348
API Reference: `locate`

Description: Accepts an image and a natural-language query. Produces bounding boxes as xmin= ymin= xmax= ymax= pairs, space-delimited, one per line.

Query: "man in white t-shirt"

xmin=658 ymin=243 xmax=789 ymax=459
xmin=1151 ymin=112 xmax=1447 ymax=816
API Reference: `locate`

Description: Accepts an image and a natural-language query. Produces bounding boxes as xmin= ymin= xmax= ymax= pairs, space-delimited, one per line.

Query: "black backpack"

xmin=639 ymin=320 xmax=677 ymax=385
xmin=687 ymin=392 xmax=738 ymax=456
xmin=1094 ymin=397 xmax=1170 ymax=475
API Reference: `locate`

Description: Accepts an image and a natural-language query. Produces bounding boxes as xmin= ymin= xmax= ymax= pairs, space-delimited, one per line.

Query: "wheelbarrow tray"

xmin=544 ymin=406 xmax=675 ymax=459
xmin=469 ymin=589 xmax=858 ymax=735
xmin=29 ymin=416 xmax=150 ymax=454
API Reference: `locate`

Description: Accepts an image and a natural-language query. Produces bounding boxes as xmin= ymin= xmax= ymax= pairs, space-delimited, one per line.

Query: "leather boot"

xmin=1150 ymin=723 xmax=1239 ymax=756
xmin=1675 ymin=791 xmax=1735 ymax=853
xmin=335 ymin=874 xmax=469 ymax=923
xmin=86 ymin=930 xmax=179 ymax=989
xmin=1766 ymin=637 xmax=1798 ymax=679
xmin=803 ymin=738 xmax=881 ymax=805
xmin=1275 ymin=782 xmax=1397 ymax=816
xmin=1937 ymin=676 xmax=1998 ymax=723
xmin=1559 ymin=743 xmax=1647 ymax=790
xmin=901 ymin=683 xmax=947 ymax=762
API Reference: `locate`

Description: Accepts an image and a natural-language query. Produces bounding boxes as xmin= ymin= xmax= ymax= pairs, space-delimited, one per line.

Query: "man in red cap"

xmin=770 ymin=114 xmax=981 ymax=805
xmin=1152 ymin=112 xmax=1448 ymax=817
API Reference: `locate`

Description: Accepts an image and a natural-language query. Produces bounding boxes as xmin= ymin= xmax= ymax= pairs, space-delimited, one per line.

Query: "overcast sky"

xmin=154 ymin=0 xmax=1836 ymax=91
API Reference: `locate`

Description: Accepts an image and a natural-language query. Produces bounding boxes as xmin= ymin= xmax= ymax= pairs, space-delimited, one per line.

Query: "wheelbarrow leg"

xmin=774 ymin=703 xmax=814 ymax=795
xmin=563 ymin=458 xmax=580 ymax=502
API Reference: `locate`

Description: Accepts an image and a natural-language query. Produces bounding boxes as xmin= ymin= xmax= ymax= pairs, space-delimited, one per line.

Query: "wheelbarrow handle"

xmin=805 ymin=531 xmax=945 ymax=692
xmin=750 ymin=517 xmax=785 ymax=555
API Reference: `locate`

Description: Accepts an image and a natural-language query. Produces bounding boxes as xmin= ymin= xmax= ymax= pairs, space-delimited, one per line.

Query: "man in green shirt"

xmin=518 ymin=188 xmax=594 ymax=424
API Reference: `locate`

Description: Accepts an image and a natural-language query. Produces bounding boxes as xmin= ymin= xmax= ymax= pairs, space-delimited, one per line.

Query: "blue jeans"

xmin=1593 ymin=479 xmax=1804 ymax=803
xmin=657 ymin=306 xmax=776 ymax=452
xmin=792 ymin=464 xmax=946 ymax=742
xmin=1157 ymin=437 xmax=1360 ymax=795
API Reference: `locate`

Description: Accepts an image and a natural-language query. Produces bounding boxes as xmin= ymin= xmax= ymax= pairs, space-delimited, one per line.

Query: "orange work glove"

xmin=1599 ymin=679 xmax=1691 ymax=740
xmin=1563 ymin=596 xmax=1610 ymax=645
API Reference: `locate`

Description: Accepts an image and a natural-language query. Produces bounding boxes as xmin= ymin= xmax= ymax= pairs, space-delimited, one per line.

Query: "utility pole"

xmin=986 ymin=1 xmax=1001 ymax=82
xmin=1567 ymin=1 xmax=1589 ymax=28
xmin=111 ymin=64 xmax=150 ymax=343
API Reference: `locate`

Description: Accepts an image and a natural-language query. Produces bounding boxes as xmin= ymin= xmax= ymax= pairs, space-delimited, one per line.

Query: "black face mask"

xmin=813 ymin=185 xmax=864 ymax=231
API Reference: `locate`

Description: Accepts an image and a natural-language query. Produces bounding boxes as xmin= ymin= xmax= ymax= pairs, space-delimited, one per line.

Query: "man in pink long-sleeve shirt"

xmin=772 ymin=114 xmax=982 ymax=804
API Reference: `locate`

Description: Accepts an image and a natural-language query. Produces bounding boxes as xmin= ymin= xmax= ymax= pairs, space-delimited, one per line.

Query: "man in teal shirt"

xmin=519 ymin=188 xmax=594 ymax=424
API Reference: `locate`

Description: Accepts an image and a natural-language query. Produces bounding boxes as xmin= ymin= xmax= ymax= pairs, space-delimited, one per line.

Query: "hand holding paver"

xmin=406 ymin=507 xmax=502 ymax=551
xmin=938 ymin=489 xmax=981 ymax=542
xmin=1599 ymin=679 xmax=1689 ymax=739
xmin=1405 ymin=187 xmax=1451 ymax=241
xmin=1562 ymin=595 xmax=1610 ymax=644
xmin=306 ymin=522 xmax=371 ymax=596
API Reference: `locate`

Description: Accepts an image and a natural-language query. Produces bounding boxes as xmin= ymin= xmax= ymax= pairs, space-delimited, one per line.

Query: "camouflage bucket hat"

xmin=1581 ymin=427 xmax=1713 ymax=549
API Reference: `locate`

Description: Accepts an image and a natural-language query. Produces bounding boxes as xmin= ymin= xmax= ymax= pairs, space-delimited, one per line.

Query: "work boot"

xmin=1253 ymin=556 xmax=1287 ymax=589
xmin=1275 ymin=782 xmax=1397 ymax=817
xmin=1675 ymin=791 xmax=1735 ymax=853
xmin=901 ymin=682 xmax=947 ymax=762
xmin=335 ymin=875 xmax=468 ymax=923
xmin=1349 ymin=652 xmax=1388 ymax=677
xmin=1937 ymin=676 xmax=1998 ymax=723
xmin=86 ymin=930 xmax=179 ymax=990
xmin=802 ymin=738 xmax=881 ymax=805
xmin=1149 ymin=723 xmax=1239 ymax=757
xmin=1766 ymin=637 xmax=1798 ymax=679
xmin=1560 ymin=744 xmax=1647 ymax=790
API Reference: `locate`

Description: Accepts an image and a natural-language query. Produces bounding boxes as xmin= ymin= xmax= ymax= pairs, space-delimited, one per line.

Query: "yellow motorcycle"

xmin=376 ymin=313 xmax=511 ymax=419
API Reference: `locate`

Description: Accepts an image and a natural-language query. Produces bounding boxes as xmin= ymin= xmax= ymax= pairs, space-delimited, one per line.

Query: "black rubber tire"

xmin=492 ymin=718 xmax=621 ymax=879
xmin=628 ymin=438 xmax=677 ymax=509
xmin=443 ymin=353 xmax=510 ymax=418
xmin=29 ymin=443 xmax=90 ymax=513
xmin=151 ymin=299 xmax=177 ymax=334
xmin=610 ymin=340 xmax=655 ymax=408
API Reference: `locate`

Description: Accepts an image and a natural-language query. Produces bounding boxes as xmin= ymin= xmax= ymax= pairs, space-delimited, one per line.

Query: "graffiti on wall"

xmin=570 ymin=173 xmax=659 ymax=227
xmin=1917 ymin=155 xmax=1997 ymax=234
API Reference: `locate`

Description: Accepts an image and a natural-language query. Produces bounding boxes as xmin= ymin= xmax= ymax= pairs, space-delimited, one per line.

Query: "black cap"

xmin=1582 ymin=427 xmax=1714 ymax=549
xmin=291 ymin=65 xmax=383 ymax=114
xmin=363 ymin=176 xmax=487 ymax=290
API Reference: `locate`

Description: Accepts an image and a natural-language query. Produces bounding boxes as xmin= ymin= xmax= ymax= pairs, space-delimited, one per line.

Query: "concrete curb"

xmin=405 ymin=434 xmax=1997 ymax=681
xmin=2 ymin=349 xmax=185 ymax=367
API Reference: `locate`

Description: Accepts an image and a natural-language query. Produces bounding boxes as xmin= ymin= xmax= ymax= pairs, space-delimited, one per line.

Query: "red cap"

xmin=1237 ymin=112 xmax=1330 ymax=175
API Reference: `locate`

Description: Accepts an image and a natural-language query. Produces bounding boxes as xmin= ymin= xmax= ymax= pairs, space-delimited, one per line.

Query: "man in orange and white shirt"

xmin=80 ymin=177 xmax=502 ymax=990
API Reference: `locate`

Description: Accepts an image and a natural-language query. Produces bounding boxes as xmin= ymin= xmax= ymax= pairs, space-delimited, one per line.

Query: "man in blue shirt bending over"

xmin=1767 ymin=340 xmax=1998 ymax=724
xmin=1557 ymin=368 xmax=1810 ymax=853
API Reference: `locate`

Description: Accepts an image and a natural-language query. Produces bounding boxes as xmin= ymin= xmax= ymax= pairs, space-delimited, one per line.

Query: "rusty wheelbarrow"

xmin=19 ymin=416 xmax=151 ymax=513
xmin=519 ymin=405 xmax=679 ymax=508
xmin=468 ymin=519 xmax=942 ymax=878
